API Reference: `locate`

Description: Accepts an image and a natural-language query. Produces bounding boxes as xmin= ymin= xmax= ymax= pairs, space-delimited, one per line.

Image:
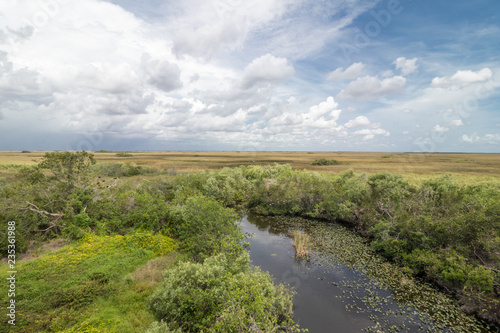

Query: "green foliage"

xmin=92 ymin=162 xmax=159 ymax=177
xmin=38 ymin=150 xmax=96 ymax=187
xmin=115 ymin=152 xmax=134 ymax=157
xmin=201 ymin=167 xmax=252 ymax=206
xmin=149 ymin=252 xmax=297 ymax=332
xmin=145 ymin=321 xmax=182 ymax=333
xmin=466 ymin=266 xmax=495 ymax=293
xmin=167 ymin=195 xmax=242 ymax=261
xmin=2 ymin=158 xmax=500 ymax=326
xmin=311 ymin=158 xmax=342 ymax=166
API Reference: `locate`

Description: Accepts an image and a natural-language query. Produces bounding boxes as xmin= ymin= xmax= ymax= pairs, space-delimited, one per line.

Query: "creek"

xmin=239 ymin=213 xmax=491 ymax=333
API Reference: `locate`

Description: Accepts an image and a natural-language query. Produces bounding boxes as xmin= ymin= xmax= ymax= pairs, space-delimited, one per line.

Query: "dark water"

xmin=240 ymin=214 xmax=374 ymax=332
xmin=239 ymin=214 xmax=433 ymax=333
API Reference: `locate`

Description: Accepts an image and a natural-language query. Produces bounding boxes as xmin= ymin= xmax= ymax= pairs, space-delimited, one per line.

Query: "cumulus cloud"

xmin=393 ymin=57 xmax=418 ymax=75
xmin=431 ymin=68 xmax=492 ymax=88
xmin=168 ymin=0 xmax=291 ymax=59
xmin=239 ymin=54 xmax=294 ymax=90
xmin=141 ymin=53 xmax=182 ymax=92
xmin=76 ymin=63 xmax=139 ymax=94
xmin=326 ymin=62 xmax=365 ymax=80
xmin=172 ymin=19 xmax=247 ymax=59
xmin=1 ymin=0 xmax=496 ymax=152
xmin=0 ymin=51 xmax=52 ymax=104
xmin=344 ymin=115 xmax=370 ymax=128
xmin=433 ymin=125 xmax=449 ymax=132
xmin=265 ymin=97 xmax=343 ymax=136
xmin=461 ymin=133 xmax=500 ymax=144
xmin=353 ymin=127 xmax=390 ymax=140
xmin=337 ymin=76 xmax=406 ymax=101
xmin=449 ymin=119 xmax=464 ymax=127
xmin=306 ymin=96 xmax=339 ymax=120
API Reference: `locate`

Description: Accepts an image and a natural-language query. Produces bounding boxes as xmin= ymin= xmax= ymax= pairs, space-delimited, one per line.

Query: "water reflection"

xmin=239 ymin=213 xmax=450 ymax=333
xmin=240 ymin=213 xmax=373 ymax=332
xmin=245 ymin=213 xmax=291 ymax=236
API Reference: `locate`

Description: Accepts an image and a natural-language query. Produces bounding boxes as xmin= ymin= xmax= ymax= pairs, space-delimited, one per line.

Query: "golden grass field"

xmin=1 ymin=151 xmax=500 ymax=181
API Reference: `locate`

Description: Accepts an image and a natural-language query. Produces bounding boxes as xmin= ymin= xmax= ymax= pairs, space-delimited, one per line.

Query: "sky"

xmin=0 ymin=0 xmax=499 ymax=152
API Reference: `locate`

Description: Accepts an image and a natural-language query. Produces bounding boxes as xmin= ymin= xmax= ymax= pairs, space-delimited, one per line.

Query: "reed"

xmin=293 ymin=230 xmax=311 ymax=258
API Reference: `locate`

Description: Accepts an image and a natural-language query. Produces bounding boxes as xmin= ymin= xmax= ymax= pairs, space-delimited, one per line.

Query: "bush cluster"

xmin=244 ymin=168 xmax=500 ymax=323
xmin=311 ymin=158 xmax=343 ymax=166
xmin=148 ymin=252 xmax=297 ymax=332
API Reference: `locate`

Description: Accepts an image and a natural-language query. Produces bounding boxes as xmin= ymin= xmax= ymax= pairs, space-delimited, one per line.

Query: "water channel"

xmin=239 ymin=213 xmax=491 ymax=333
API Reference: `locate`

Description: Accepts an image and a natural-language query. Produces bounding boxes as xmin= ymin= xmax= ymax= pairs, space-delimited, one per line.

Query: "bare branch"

xmin=25 ymin=201 xmax=64 ymax=220
xmin=472 ymin=244 xmax=500 ymax=273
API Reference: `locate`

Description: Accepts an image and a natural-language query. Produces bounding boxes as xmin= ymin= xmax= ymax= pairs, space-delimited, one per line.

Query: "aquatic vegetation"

xmin=263 ymin=215 xmax=495 ymax=332
xmin=293 ymin=230 xmax=311 ymax=258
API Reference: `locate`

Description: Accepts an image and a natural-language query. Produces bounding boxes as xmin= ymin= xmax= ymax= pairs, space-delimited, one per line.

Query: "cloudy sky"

xmin=1 ymin=0 xmax=499 ymax=152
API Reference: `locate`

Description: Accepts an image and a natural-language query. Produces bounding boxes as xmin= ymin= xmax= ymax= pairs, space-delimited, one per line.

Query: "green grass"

xmin=0 ymin=232 xmax=176 ymax=332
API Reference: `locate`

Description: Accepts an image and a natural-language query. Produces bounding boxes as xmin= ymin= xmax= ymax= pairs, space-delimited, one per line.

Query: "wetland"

xmin=242 ymin=213 xmax=495 ymax=332
xmin=1 ymin=151 xmax=499 ymax=332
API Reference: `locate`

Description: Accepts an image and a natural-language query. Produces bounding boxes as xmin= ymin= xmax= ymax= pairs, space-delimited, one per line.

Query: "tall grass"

xmin=293 ymin=230 xmax=311 ymax=258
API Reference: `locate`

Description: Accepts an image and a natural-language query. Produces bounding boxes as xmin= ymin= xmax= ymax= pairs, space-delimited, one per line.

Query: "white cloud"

xmin=381 ymin=70 xmax=394 ymax=77
xmin=433 ymin=125 xmax=449 ymax=132
xmin=264 ymin=97 xmax=344 ymax=142
xmin=327 ymin=62 xmax=365 ymax=80
xmin=345 ymin=115 xmax=370 ymax=128
xmin=306 ymin=96 xmax=339 ymax=120
xmin=353 ymin=127 xmax=390 ymax=141
xmin=449 ymin=119 xmax=464 ymax=127
xmin=75 ymin=62 xmax=139 ymax=94
xmin=461 ymin=133 xmax=500 ymax=144
xmin=167 ymin=0 xmax=289 ymax=59
xmin=393 ymin=57 xmax=418 ymax=75
xmin=337 ymin=76 xmax=406 ymax=101
xmin=239 ymin=54 xmax=294 ymax=90
xmin=141 ymin=53 xmax=182 ymax=92
xmin=0 ymin=0 xmax=498 ymax=152
xmin=431 ymin=68 xmax=492 ymax=88
xmin=0 ymin=51 xmax=51 ymax=99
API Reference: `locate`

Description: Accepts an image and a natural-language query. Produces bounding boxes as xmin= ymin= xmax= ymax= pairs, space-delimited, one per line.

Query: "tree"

xmin=15 ymin=151 xmax=97 ymax=237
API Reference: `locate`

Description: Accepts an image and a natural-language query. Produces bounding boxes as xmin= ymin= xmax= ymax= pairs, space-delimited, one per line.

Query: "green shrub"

xmin=92 ymin=162 xmax=159 ymax=177
xmin=167 ymin=195 xmax=242 ymax=261
xmin=145 ymin=321 xmax=182 ymax=333
xmin=311 ymin=158 xmax=342 ymax=166
xmin=148 ymin=252 xmax=297 ymax=332
xmin=465 ymin=266 xmax=495 ymax=293
xmin=115 ymin=152 xmax=134 ymax=157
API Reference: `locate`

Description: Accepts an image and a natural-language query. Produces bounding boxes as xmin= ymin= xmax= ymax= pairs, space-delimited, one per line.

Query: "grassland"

xmin=1 ymin=151 xmax=500 ymax=178
xmin=1 ymin=151 xmax=499 ymax=331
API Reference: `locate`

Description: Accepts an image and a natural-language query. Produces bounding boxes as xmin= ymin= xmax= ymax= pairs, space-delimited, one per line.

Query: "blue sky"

xmin=0 ymin=0 xmax=499 ymax=152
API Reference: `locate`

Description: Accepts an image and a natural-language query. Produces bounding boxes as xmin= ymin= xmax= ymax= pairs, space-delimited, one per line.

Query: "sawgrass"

xmin=292 ymin=230 xmax=311 ymax=259
xmin=1 ymin=151 xmax=500 ymax=179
